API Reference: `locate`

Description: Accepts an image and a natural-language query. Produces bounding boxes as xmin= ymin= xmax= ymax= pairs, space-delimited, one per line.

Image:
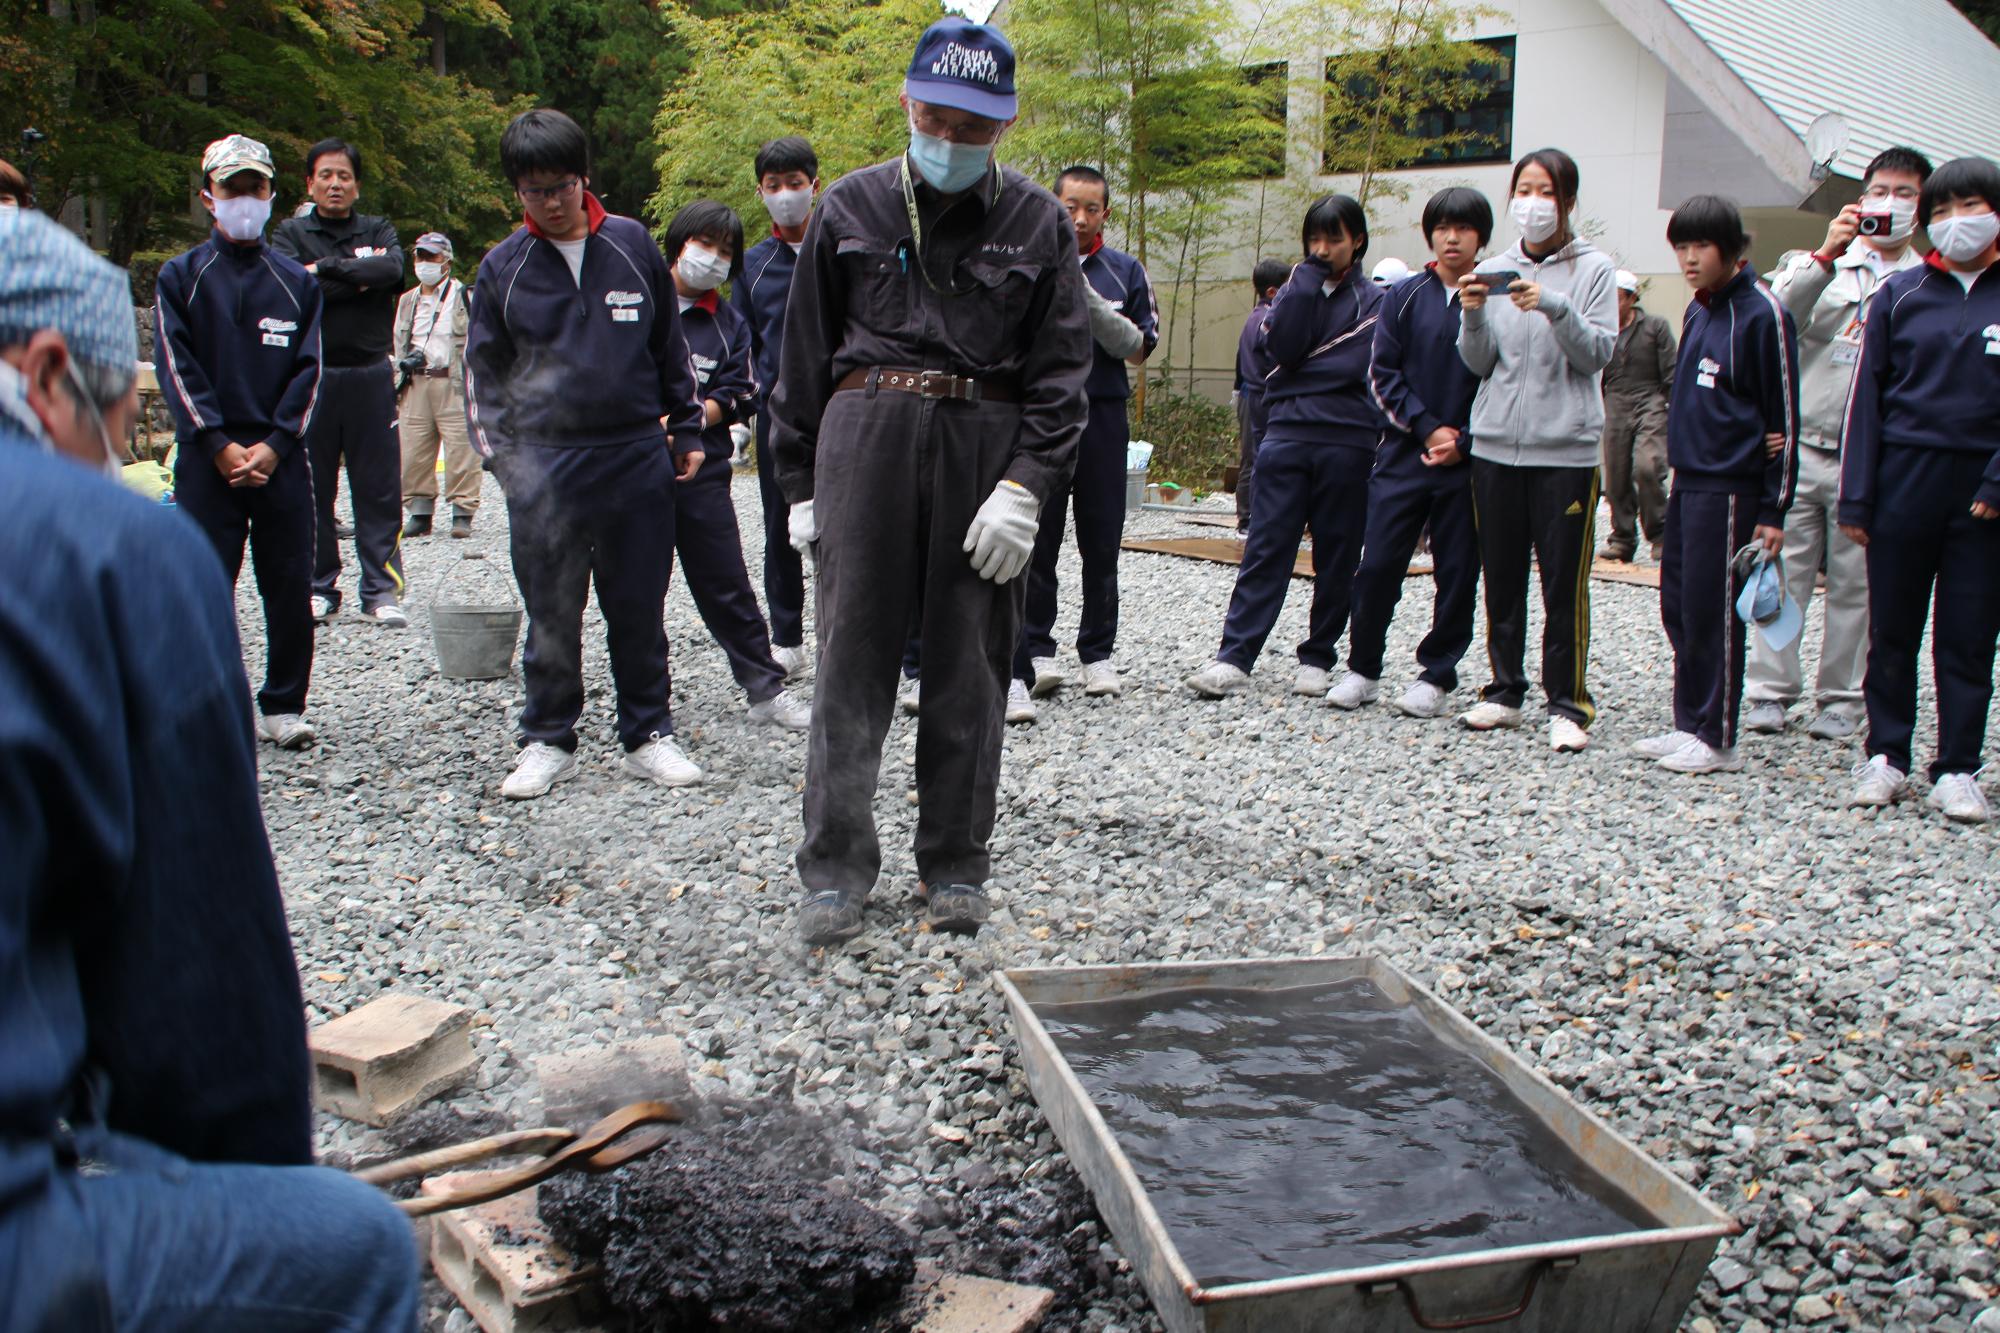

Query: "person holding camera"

xmin=395 ymin=231 xmax=478 ymax=539
xmin=1743 ymin=147 xmax=1932 ymax=741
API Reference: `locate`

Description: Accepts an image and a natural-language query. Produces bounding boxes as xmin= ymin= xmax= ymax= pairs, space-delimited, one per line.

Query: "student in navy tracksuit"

xmin=1636 ymin=196 xmax=1798 ymax=775
xmin=731 ymin=136 xmax=820 ymax=678
xmin=664 ymin=200 xmax=811 ymax=733
xmin=1016 ymin=165 xmax=1158 ymax=703
xmin=1233 ymin=259 xmax=1289 ymax=534
xmin=155 ymin=133 xmax=326 ymax=751
xmin=1839 ymin=157 xmax=2000 ymax=823
xmin=1339 ymin=187 xmax=1491 ymax=719
xmin=1187 ymin=195 xmax=1384 ymax=699
xmin=464 ymin=109 xmax=708 ymax=801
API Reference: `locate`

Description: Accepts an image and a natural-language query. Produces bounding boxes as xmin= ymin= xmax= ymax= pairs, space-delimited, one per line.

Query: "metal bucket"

xmin=430 ymin=553 xmax=521 ymax=680
xmin=999 ymin=956 xmax=1737 ymax=1333
xmin=1126 ymin=467 xmax=1148 ymax=512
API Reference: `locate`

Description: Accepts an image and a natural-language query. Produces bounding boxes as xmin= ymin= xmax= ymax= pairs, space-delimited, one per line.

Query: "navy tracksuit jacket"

xmin=1019 ymin=241 xmax=1159 ymax=676
xmin=731 ymin=231 xmax=808 ymax=648
xmin=677 ymin=291 xmax=785 ymax=703
xmin=1234 ymin=299 xmax=1273 ymax=527
xmin=1349 ymin=265 xmax=1481 ymax=690
xmin=1661 ymin=263 xmax=1800 ymax=749
xmin=154 ymin=232 xmax=324 ymax=716
xmin=1218 ymin=257 xmax=1385 ymax=672
xmin=465 ymin=196 xmax=706 ymax=751
xmin=1839 ymin=255 xmax=2000 ymax=779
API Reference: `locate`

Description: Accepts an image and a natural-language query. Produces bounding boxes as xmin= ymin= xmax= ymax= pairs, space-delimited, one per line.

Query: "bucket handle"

xmin=431 ymin=550 xmax=519 ymax=609
xmin=1362 ymin=1256 xmax=1575 ymax=1330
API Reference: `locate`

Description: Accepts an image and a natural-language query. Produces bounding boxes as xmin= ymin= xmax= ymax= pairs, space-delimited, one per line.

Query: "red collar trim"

xmin=1926 ymin=249 xmax=1952 ymax=273
xmin=691 ymin=291 xmax=719 ymax=314
xmin=1079 ymin=232 xmax=1105 ymax=260
xmin=524 ymin=190 xmax=608 ymax=240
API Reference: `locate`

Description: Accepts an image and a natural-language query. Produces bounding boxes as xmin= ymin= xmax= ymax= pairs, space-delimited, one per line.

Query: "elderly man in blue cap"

xmin=769 ymin=18 xmax=1092 ymax=944
xmin=0 ymin=207 xmax=420 ymax=1330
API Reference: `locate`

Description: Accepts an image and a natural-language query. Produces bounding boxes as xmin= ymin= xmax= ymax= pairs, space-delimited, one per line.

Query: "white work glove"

xmin=788 ymin=499 xmax=818 ymax=568
xmin=728 ymin=421 xmax=753 ymax=460
xmin=963 ymin=480 xmax=1040 ymax=583
xmin=1083 ymin=281 xmax=1144 ymax=359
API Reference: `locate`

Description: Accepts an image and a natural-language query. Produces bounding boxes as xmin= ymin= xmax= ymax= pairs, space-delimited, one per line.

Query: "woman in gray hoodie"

xmin=1455 ymin=147 xmax=1619 ymax=753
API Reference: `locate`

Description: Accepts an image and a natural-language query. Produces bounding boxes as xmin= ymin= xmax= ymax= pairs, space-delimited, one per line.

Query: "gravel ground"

xmin=256 ymin=470 xmax=1997 ymax=1333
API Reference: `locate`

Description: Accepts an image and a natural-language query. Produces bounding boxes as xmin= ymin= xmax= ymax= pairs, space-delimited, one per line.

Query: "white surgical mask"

xmin=1877 ymin=197 xmax=1919 ymax=245
xmin=415 ymin=261 xmax=446 ymax=287
xmin=762 ymin=187 xmax=813 ymax=229
xmin=677 ymin=243 xmax=731 ymax=292
xmin=908 ymin=119 xmax=996 ymax=196
xmin=1510 ymin=195 xmax=1559 ymax=244
xmin=1927 ymin=211 xmax=2000 ymax=264
xmin=208 ymin=192 xmax=272 ymax=242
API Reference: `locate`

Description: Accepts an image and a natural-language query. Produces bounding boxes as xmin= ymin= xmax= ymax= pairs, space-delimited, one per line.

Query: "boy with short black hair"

xmin=1234 ymin=257 xmax=1289 ymax=534
xmin=732 ymin=136 xmax=821 ymax=681
xmin=465 ymin=108 xmax=708 ymax=800
xmin=1635 ymin=194 xmax=1798 ymax=775
xmin=1337 ymin=185 xmax=1491 ymax=718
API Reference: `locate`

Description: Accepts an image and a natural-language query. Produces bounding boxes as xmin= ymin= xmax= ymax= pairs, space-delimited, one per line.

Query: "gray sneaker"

xmin=1743 ymin=701 xmax=1788 ymax=734
xmin=1806 ymin=709 xmax=1860 ymax=741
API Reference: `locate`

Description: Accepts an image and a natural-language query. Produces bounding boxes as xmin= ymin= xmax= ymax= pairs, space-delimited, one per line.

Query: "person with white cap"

xmin=394 ymin=229 xmax=479 ymax=538
xmin=155 ymin=132 xmax=326 ymax=751
xmin=1596 ymin=266 xmax=1676 ymax=562
xmin=1370 ymin=255 xmax=1411 ymax=287
xmin=768 ymin=17 xmax=1091 ymax=944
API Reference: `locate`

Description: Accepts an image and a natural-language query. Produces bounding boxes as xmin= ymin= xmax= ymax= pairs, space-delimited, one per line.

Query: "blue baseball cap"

xmin=1733 ymin=544 xmax=1802 ymax=652
xmin=905 ymin=19 xmax=1017 ymax=122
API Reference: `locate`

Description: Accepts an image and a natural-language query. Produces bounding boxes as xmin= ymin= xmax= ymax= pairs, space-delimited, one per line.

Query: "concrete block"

xmin=310 ymin=992 xmax=476 ymax=1125
xmin=533 ymin=1036 xmax=690 ymax=1128
xmin=893 ymin=1262 xmax=1054 ymax=1333
xmin=424 ymin=1171 xmax=612 ymax=1333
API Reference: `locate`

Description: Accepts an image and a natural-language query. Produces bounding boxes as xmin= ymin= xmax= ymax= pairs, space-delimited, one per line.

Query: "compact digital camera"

xmin=1856 ymin=211 xmax=1894 ymax=237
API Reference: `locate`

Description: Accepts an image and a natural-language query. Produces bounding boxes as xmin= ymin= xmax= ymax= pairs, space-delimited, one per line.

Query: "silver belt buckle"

xmin=917 ymin=369 xmax=954 ymax=399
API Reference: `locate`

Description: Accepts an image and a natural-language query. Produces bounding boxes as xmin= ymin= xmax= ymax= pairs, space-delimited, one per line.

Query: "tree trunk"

xmin=427 ymin=10 xmax=447 ymax=76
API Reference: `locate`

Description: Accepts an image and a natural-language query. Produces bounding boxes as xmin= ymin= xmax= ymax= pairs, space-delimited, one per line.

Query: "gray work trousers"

xmin=1745 ymin=443 xmax=1869 ymax=711
xmin=1600 ymin=391 xmax=1668 ymax=553
xmin=798 ymin=388 xmax=1025 ymax=897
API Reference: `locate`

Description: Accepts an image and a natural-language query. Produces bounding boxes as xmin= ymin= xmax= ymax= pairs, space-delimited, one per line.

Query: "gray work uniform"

xmin=769 ymin=156 xmax=1090 ymax=898
xmin=1599 ymin=309 xmax=1675 ymax=554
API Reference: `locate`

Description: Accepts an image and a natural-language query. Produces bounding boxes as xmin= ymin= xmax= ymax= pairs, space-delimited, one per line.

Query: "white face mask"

xmin=1927 ymin=211 xmax=2000 ymax=264
xmin=415 ymin=261 xmax=446 ymax=287
xmin=762 ymin=187 xmax=813 ymax=229
xmin=677 ymin=243 xmax=731 ymax=292
xmin=1510 ymin=194 xmax=1560 ymax=244
xmin=208 ymin=192 xmax=272 ymax=242
xmin=1873 ymin=197 xmax=1919 ymax=245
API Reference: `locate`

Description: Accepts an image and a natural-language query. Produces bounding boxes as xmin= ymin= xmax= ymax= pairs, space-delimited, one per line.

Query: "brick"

xmin=533 ymin=1036 xmax=690 ymax=1128
xmin=309 ymin=992 xmax=476 ymax=1126
xmin=424 ymin=1172 xmax=611 ymax=1333
xmin=892 ymin=1263 xmax=1054 ymax=1333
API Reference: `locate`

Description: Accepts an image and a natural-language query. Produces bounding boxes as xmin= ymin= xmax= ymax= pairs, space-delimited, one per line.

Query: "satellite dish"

xmin=1806 ymin=112 xmax=1851 ymax=178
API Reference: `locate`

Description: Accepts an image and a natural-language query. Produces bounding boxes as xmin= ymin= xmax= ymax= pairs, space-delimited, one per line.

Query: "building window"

xmin=1324 ymin=35 xmax=1515 ymax=174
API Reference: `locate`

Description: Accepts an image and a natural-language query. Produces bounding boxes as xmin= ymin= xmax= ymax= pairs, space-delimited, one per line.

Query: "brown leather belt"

xmin=836 ymin=366 xmax=1018 ymax=403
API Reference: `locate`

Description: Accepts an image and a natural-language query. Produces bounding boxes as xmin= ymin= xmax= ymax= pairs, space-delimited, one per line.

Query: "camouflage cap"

xmin=201 ymin=133 xmax=276 ymax=184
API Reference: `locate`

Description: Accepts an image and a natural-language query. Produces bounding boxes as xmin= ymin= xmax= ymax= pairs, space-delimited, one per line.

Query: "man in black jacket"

xmin=272 ymin=138 xmax=408 ymax=625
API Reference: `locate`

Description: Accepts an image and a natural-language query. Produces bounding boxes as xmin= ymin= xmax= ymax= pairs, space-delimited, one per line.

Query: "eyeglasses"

xmin=517 ymin=177 xmax=581 ymax=204
xmin=910 ymin=108 xmax=1004 ymax=145
xmin=1860 ymin=184 xmax=1919 ymax=201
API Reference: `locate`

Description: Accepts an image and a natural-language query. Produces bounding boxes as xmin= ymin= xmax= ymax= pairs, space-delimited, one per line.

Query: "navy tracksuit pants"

xmin=1863 ymin=447 xmax=2000 ymax=780
xmin=174 ymin=446 xmax=316 ymax=716
xmin=1470 ymin=460 xmax=1599 ymax=725
xmin=1217 ymin=437 xmax=1372 ymax=672
xmin=676 ymin=450 xmax=785 ymax=705
xmin=1017 ymin=396 xmax=1128 ymax=677
xmin=753 ymin=411 xmax=806 ymax=648
xmin=308 ymin=361 xmax=404 ymax=613
xmin=1345 ymin=444 xmax=1478 ymax=689
xmin=496 ymin=439 xmax=677 ymax=753
xmin=1660 ymin=490 xmax=1757 ymax=749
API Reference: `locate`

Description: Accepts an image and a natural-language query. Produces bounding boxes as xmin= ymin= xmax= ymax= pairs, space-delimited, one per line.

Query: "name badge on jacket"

xmin=1984 ymin=322 xmax=2000 ymax=356
xmin=606 ymin=290 xmax=644 ymax=324
xmin=259 ymin=316 xmax=296 ymax=348
xmin=1696 ymin=356 xmax=1720 ymax=389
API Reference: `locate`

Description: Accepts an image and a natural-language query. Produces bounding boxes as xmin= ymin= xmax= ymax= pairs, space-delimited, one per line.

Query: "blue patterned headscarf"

xmin=0 ymin=209 xmax=136 ymax=373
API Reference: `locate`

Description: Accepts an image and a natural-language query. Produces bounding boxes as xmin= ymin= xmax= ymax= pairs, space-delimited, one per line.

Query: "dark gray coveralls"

xmin=769 ymin=155 xmax=1090 ymax=898
xmin=1599 ymin=307 xmax=1676 ymax=556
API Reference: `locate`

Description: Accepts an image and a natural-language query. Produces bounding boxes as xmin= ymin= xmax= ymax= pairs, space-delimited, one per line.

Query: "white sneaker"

xmin=310 ymin=595 xmax=336 ymax=622
xmin=1849 ymin=755 xmax=1907 ymax=808
xmin=1459 ymin=700 xmax=1523 ymax=731
xmin=1927 ymin=772 xmax=1991 ymax=824
xmin=1005 ymin=678 xmax=1038 ymax=725
xmin=1743 ymin=701 xmax=1788 ymax=734
xmin=1633 ymin=729 xmax=1697 ymax=760
xmin=1659 ymin=739 xmax=1744 ymax=774
xmin=370 ymin=603 xmax=408 ymax=628
xmin=1396 ymin=680 xmax=1446 ymax=718
xmin=257 ymin=713 xmax=317 ymax=749
xmin=1327 ymin=671 xmax=1378 ymax=710
xmin=1550 ymin=716 xmax=1590 ymax=753
xmin=502 ymin=742 xmax=576 ymax=799
xmin=1080 ymin=660 xmax=1122 ymax=697
xmin=899 ymin=677 xmax=921 ymax=716
xmin=1030 ymin=656 xmax=1066 ymax=698
xmin=1186 ymin=661 xmax=1250 ymax=698
xmin=773 ymin=644 xmax=809 ymax=681
xmin=1294 ymin=665 xmax=1332 ymax=697
xmin=748 ymin=689 xmax=812 ymax=731
xmin=624 ymin=733 xmax=702 ymax=787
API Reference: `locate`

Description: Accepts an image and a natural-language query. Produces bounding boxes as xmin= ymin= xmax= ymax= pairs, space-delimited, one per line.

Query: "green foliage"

xmin=1951 ymin=0 xmax=2000 ymax=41
xmin=123 ymin=250 xmax=178 ymax=307
xmin=1133 ymin=373 xmax=1237 ymax=487
xmin=648 ymin=0 xmax=936 ymax=234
